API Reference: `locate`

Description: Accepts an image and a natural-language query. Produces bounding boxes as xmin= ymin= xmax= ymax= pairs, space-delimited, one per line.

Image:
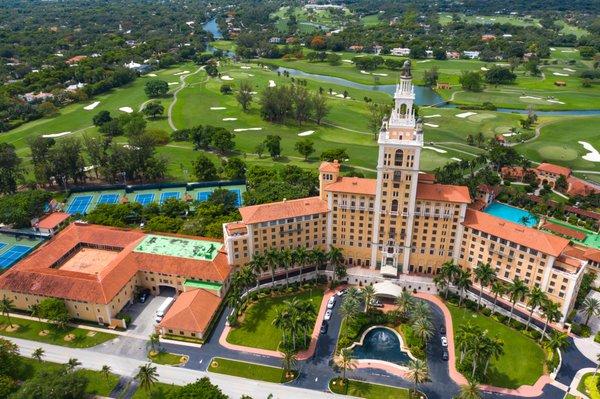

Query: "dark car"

xmin=442 ymin=350 xmax=449 ymax=361
xmin=320 ymin=322 xmax=329 ymax=334
xmin=139 ymin=288 xmax=151 ymax=303
xmin=440 ymin=325 xmax=446 ymax=335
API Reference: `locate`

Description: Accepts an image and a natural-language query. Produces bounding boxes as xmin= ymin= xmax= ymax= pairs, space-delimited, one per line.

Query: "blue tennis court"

xmin=0 ymin=245 xmax=32 ymax=268
xmin=0 ymin=243 xmax=6 ymax=252
xmin=231 ymin=189 xmax=242 ymax=206
xmin=97 ymin=193 xmax=120 ymax=205
xmin=196 ymin=189 xmax=242 ymax=206
xmin=135 ymin=193 xmax=155 ymax=205
xmin=159 ymin=191 xmax=181 ymax=204
xmin=67 ymin=195 xmax=93 ymax=214
xmin=197 ymin=192 xmax=211 ymax=202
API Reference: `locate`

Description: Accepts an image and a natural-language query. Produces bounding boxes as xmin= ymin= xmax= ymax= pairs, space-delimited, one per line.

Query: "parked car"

xmin=336 ymin=289 xmax=347 ymax=297
xmin=442 ymin=349 xmax=449 ymax=361
xmin=441 ymin=336 xmax=448 ymax=347
xmin=440 ymin=325 xmax=446 ymax=335
xmin=327 ymin=297 xmax=336 ymax=309
xmin=370 ymin=299 xmax=383 ymax=308
xmin=139 ymin=288 xmax=150 ymax=303
xmin=324 ymin=309 xmax=332 ymax=321
xmin=320 ymin=322 xmax=329 ymax=334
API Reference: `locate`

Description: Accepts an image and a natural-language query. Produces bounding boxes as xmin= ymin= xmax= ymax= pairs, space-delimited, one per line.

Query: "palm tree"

xmin=281 ymin=347 xmax=297 ymax=377
xmin=66 ymin=358 xmax=81 ymax=372
xmin=525 ymin=287 xmax=547 ymax=330
xmin=327 ymin=246 xmax=345 ymax=286
xmin=337 ymin=348 xmax=357 ymax=381
xmin=147 ymin=332 xmax=160 ymax=354
xmin=540 ymin=300 xmax=562 ymax=342
xmin=264 ymin=249 xmax=280 ymax=286
xmin=32 ymin=347 xmax=45 ymax=362
xmin=101 ymin=365 xmax=112 ymax=382
xmin=582 ymin=297 xmax=600 ymax=326
xmin=433 ymin=274 xmax=448 ymax=298
xmin=412 ymin=317 xmax=434 ymax=346
xmin=135 ymin=363 xmax=159 ymax=392
xmin=473 ymin=262 xmax=495 ymax=309
xmin=406 ymin=359 xmax=428 ymax=397
xmin=455 ymin=269 xmax=471 ymax=306
xmin=456 ymin=323 xmax=478 ymax=363
xmin=362 ymin=285 xmax=376 ymax=313
xmin=483 ymin=336 xmax=504 ymax=376
xmin=296 ymin=300 xmax=316 ymax=347
xmin=279 ymin=249 xmax=293 ymax=287
xmin=310 ymin=247 xmax=327 ymax=271
xmin=506 ymin=277 xmax=529 ymax=323
xmin=490 ymin=281 xmax=506 ymax=315
xmin=458 ymin=380 xmax=482 ymax=399
xmin=410 ymin=301 xmax=432 ymax=324
xmin=340 ymin=297 xmax=360 ymax=323
xmin=29 ymin=304 xmax=42 ymax=322
xmin=0 ymin=296 xmax=14 ymax=328
xmin=440 ymin=261 xmax=460 ymax=298
xmin=293 ymin=246 xmax=309 ymax=278
xmin=395 ymin=290 xmax=414 ymax=319
xmin=545 ymin=331 xmax=568 ymax=352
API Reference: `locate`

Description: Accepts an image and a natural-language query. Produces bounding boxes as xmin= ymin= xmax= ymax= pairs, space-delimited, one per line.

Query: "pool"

xmin=349 ymin=326 xmax=414 ymax=366
xmin=483 ymin=202 xmax=538 ymax=227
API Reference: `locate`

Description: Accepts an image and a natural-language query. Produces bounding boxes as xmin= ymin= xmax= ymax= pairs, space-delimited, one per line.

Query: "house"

xmin=32 ymin=212 xmax=70 ymax=236
xmin=500 ymin=166 xmax=526 ymax=181
xmin=349 ymin=45 xmax=364 ymax=52
xmin=373 ymin=45 xmax=383 ymax=55
xmin=66 ymin=83 xmax=86 ymax=92
xmin=535 ymin=163 xmax=572 ymax=188
xmin=269 ymin=37 xmax=282 ymax=44
xmin=436 ymin=82 xmax=451 ymax=90
xmin=425 ymin=50 xmax=433 ymax=58
xmin=66 ymin=55 xmax=87 ymax=65
xmin=495 ymin=134 xmax=508 ymax=146
xmin=555 ymin=81 xmax=566 ymax=87
xmin=22 ymin=92 xmax=54 ymax=103
xmin=446 ymin=51 xmax=461 ymax=59
xmin=463 ymin=51 xmax=480 ymax=59
xmin=566 ymin=176 xmax=600 ymax=197
xmin=285 ymin=37 xmax=297 ymax=44
xmin=481 ymin=34 xmax=496 ymax=42
xmin=390 ymin=47 xmax=411 ymax=56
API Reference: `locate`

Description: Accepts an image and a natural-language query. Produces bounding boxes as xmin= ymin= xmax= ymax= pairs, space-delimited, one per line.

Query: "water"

xmin=276 ymin=67 xmax=445 ymax=106
xmin=351 ymin=327 xmax=413 ymax=365
xmin=483 ymin=201 xmax=538 ymax=227
xmin=203 ymin=18 xmax=223 ymax=39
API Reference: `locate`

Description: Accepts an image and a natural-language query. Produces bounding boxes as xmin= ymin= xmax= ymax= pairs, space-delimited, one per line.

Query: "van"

xmin=154 ymin=297 xmax=175 ymax=323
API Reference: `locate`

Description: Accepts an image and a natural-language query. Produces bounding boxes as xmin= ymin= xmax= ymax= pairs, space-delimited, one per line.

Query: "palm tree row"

xmin=455 ymin=323 xmax=504 ymax=379
xmin=272 ymin=297 xmax=317 ymax=351
xmin=394 ymin=290 xmax=435 ymax=347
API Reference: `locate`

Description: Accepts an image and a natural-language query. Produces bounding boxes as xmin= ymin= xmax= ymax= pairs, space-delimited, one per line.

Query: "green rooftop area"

xmin=548 ymin=218 xmax=600 ymax=250
xmin=134 ymin=235 xmax=222 ymax=261
xmin=183 ymin=280 xmax=223 ymax=291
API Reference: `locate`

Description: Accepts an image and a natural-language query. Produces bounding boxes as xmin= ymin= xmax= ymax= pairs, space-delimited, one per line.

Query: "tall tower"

xmin=370 ymin=60 xmax=423 ymax=277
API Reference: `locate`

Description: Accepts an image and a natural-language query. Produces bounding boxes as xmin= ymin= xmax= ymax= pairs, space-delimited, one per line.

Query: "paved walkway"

xmin=569 ymin=367 xmax=596 ymax=398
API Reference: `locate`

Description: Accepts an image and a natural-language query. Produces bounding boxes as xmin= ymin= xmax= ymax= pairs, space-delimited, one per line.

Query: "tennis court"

xmin=135 ymin=193 xmax=155 ymax=205
xmin=66 ymin=195 xmax=93 ymax=214
xmin=196 ymin=188 xmax=242 ymax=206
xmin=97 ymin=193 xmax=120 ymax=205
xmin=0 ymin=245 xmax=32 ymax=268
xmin=159 ymin=191 xmax=181 ymax=204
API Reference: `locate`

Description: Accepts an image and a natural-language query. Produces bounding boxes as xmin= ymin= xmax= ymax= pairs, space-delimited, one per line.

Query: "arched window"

xmin=394 ymin=149 xmax=404 ymax=166
xmin=391 ymin=199 xmax=399 ymax=212
xmin=399 ymin=103 xmax=407 ymax=115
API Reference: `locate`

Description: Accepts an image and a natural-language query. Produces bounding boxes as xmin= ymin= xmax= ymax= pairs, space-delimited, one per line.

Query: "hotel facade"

xmin=225 ymin=62 xmax=592 ymax=322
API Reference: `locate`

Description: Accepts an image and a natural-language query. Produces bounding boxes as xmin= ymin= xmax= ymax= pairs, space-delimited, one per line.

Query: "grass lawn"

xmin=148 ymin=351 xmax=187 ymax=365
xmin=131 ymin=382 xmax=180 ymax=399
xmin=518 ymin=116 xmax=600 ymax=171
xmin=19 ymin=357 xmax=119 ymax=396
xmin=226 ymin=287 xmax=324 ymax=351
xmin=446 ymin=302 xmax=545 ymax=388
xmin=208 ymin=357 xmax=292 ymax=383
xmin=577 ymin=372 xmax=600 ymax=399
xmin=0 ymin=315 xmax=115 ymax=348
xmin=329 ymin=378 xmax=410 ymax=398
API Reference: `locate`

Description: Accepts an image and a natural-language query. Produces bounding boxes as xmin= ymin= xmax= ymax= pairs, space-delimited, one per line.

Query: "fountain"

xmin=348 ymin=326 xmax=415 ymax=366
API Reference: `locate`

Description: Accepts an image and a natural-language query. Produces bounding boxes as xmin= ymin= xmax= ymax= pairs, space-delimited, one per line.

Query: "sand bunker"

xmin=451 ymin=157 xmax=462 ymax=161
xmin=168 ymin=82 xmax=179 ymax=85
xmin=563 ymin=68 xmax=576 ymax=72
xmin=373 ymin=73 xmax=388 ymax=76
xmin=240 ymin=66 xmax=251 ymax=69
xmin=83 ymin=101 xmax=100 ymax=110
xmin=360 ymin=70 xmax=370 ymax=75
xmin=561 ymin=50 xmax=575 ymax=53
xmin=547 ymin=99 xmax=565 ymax=104
xmin=119 ymin=107 xmax=133 ymax=113
xmin=417 ymin=60 xmax=431 ymax=63
xmin=424 ymin=123 xmax=439 ymax=128
xmin=423 ymin=114 xmax=441 ymax=118
xmin=335 ymin=94 xmax=351 ymax=99
xmin=423 ymin=146 xmax=447 ymax=154
xmin=234 ymin=128 xmax=263 ymax=132
xmin=480 ymin=67 xmax=489 ymax=71
xmin=268 ymin=80 xmax=276 ymax=87
xmin=147 ymin=73 xmax=157 ymax=77
xmin=553 ymin=72 xmax=569 ymax=76
xmin=221 ymin=75 xmax=234 ymax=81
xmin=520 ymin=96 xmax=542 ymax=100
xmin=455 ymin=112 xmax=477 ymax=118
xmin=579 ymin=141 xmax=600 ymax=162
xmin=222 ymin=118 xmax=237 ymax=121
xmin=342 ymin=59 xmax=353 ymax=63
xmin=298 ymin=130 xmax=315 ymax=136
xmin=248 ymin=74 xmax=254 ymax=77
xmin=42 ymin=131 xmax=72 ymax=138
xmin=550 ymin=47 xmax=556 ymax=51
xmin=502 ymin=133 xmax=516 ymax=137
xmin=210 ymin=107 xmax=226 ymax=110
xmin=174 ymin=70 xmax=190 ymax=76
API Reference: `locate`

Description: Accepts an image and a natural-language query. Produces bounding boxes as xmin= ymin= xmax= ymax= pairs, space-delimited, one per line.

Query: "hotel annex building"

xmin=225 ymin=62 xmax=592 ymax=322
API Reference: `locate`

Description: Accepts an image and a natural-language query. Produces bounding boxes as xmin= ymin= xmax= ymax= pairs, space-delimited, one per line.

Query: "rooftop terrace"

xmin=133 ymin=235 xmax=222 ymax=261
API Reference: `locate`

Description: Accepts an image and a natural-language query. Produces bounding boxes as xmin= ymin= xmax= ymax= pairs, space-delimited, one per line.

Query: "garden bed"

xmin=329 ymin=378 xmax=411 ymax=398
xmin=208 ymin=357 xmax=295 ymax=383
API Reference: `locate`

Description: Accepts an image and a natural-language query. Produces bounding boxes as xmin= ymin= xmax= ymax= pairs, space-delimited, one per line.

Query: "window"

xmin=394 ymin=149 xmax=404 ymax=166
xmin=391 ymin=199 xmax=399 ymax=212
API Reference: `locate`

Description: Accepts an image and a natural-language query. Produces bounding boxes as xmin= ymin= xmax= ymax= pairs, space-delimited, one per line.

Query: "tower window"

xmin=394 ymin=149 xmax=404 ymax=166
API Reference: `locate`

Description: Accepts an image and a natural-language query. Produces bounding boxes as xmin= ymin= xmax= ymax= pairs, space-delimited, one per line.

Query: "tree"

xmin=193 ymin=154 xmax=218 ymax=181
xmin=236 ymin=80 xmax=253 ymax=112
xmin=211 ymin=128 xmax=235 ymax=154
xmin=292 ymin=86 xmax=313 ymax=125
xmin=395 ymin=290 xmax=415 ymax=318
xmin=254 ymin=142 xmax=266 ymax=158
xmin=143 ymin=101 xmax=164 ymax=119
xmin=406 ymin=359 xmax=428 ymax=396
xmin=101 ymin=365 xmax=112 ymax=382
xmin=320 ymin=148 xmax=348 ymax=162
xmin=490 ymin=281 xmax=506 ymax=315
xmin=264 ymin=135 xmax=282 ymax=158
xmin=540 ymin=300 xmax=561 ymax=341
xmin=92 ymin=110 xmax=112 ymax=126
xmin=12 ymin=368 xmax=88 ymax=399
xmin=457 ymin=380 xmax=481 ymax=399
xmin=473 ymin=262 xmax=495 ymax=309
xmin=32 ymin=347 xmax=45 ymax=362
xmin=440 ymin=261 xmax=460 ymax=299
xmin=148 ymin=332 xmax=161 ymax=354
xmin=337 ymin=348 xmax=357 ymax=381
xmin=66 ymin=358 xmax=81 ymax=372
xmin=0 ymin=143 xmax=23 ymax=194
xmin=281 ymin=346 xmax=297 ymax=376
xmin=423 ymin=67 xmax=439 ymax=87
xmin=222 ymin=157 xmax=246 ymax=179
xmin=144 ymin=80 xmax=169 ymax=98
xmin=367 ymin=102 xmax=391 ymax=138
xmin=340 ymin=296 xmax=360 ymax=323
xmin=507 ymin=278 xmax=529 ymax=322
xmin=295 ymin=138 xmax=315 ymax=160
xmin=168 ymin=377 xmax=228 ymax=399
xmin=0 ymin=296 xmax=14 ymax=328
xmin=220 ymin=84 xmax=232 ymax=94
xmin=362 ymin=285 xmax=376 ymax=313
xmin=525 ymin=287 xmax=547 ymax=330
xmin=459 ymin=71 xmax=483 ymax=92
xmin=37 ymin=298 xmax=71 ymax=329
xmin=555 ymin=175 xmax=568 ymax=192
xmin=455 ymin=269 xmax=471 ymax=306
xmin=582 ymin=297 xmax=600 ymax=326
xmin=135 ymin=363 xmax=159 ymax=392
xmin=205 ymin=63 xmax=218 ymax=77
xmin=312 ymin=93 xmax=330 ymax=125
xmin=484 ymin=66 xmax=517 ymax=85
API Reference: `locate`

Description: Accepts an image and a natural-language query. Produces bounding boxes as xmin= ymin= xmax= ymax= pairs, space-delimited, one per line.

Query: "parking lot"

xmin=123 ymin=287 xmax=177 ymax=338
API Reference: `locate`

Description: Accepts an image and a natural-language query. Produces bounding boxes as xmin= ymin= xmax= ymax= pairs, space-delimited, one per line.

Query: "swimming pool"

xmin=484 ymin=202 xmax=538 ymax=227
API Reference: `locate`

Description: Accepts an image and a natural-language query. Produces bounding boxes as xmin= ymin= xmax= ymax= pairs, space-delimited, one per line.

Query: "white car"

xmin=441 ymin=336 xmax=448 ymax=347
xmin=327 ymin=297 xmax=336 ymax=309
xmin=324 ymin=309 xmax=332 ymax=321
xmin=336 ymin=289 xmax=347 ymax=297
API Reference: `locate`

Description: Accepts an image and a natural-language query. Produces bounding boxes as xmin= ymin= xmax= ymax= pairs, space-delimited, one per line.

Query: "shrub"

xmin=480 ymin=307 xmax=492 ymax=317
xmin=571 ymin=323 xmax=592 ymax=337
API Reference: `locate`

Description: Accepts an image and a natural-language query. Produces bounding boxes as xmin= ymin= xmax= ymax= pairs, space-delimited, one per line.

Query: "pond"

xmin=483 ymin=201 xmax=538 ymax=227
xmin=350 ymin=326 xmax=413 ymax=366
xmin=203 ymin=18 xmax=223 ymax=39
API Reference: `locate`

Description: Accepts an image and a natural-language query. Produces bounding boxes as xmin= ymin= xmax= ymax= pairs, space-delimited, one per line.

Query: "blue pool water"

xmin=351 ymin=327 xmax=412 ymax=365
xmin=484 ymin=202 xmax=538 ymax=227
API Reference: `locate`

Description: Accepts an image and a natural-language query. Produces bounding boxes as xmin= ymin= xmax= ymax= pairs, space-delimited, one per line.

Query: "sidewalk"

xmin=569 ymin=367 xmax=596 ymax=398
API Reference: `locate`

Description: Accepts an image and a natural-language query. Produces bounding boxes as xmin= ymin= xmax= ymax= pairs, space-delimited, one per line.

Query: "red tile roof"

xmin=536 ymin=163 xmax=571 ymax=177
xmin=567 ymin=176 xmax=600 ymax=197
xmin=37 ymin=212 xmax=70 ymax=229
xmin=0 ymin=224 xmax=231 ymax=304
xmin=416 ymin=183 xmax=471 ymax=203
xmin=463 ymin=209 xmax=570 ymax=257
xmin=319 ymin=161 xmax=341 ymax=173
xmin=239 ymin=196 xmax=329 ymax=225
xmin=324 ymin=177 xmax=376 ymax=195
xmin=541 ymin=221 xmax=587 ymax=241
xmin=159 ymin=288 xmax=222 ymax=334
xmin=418 ymin=173 xmax=436 ymax=184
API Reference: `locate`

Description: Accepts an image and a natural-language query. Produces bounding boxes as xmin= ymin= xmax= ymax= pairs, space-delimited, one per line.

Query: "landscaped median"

xmin=576 ymin=372 xmax=600 ymax=399
xmin=0 ymin=315 xmax=115 ymax=348
xmin=208 ymin=357 xmax=296 ymax=383
xmin=148 ymin=351 xmax=189 ymax=366
xmin=329 ymin=378 xmax=413 ymax=399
